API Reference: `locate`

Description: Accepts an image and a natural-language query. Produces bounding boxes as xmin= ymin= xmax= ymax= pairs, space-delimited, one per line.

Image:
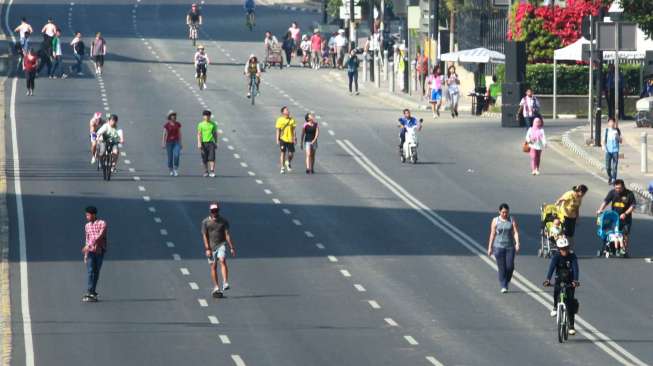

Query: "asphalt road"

xmin=3 ymin=1 xmax=653 ymax=365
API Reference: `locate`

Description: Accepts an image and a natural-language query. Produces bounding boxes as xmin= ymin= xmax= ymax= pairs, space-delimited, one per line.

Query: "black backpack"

xmin=75 ymin=41 xmax=85 ymax=55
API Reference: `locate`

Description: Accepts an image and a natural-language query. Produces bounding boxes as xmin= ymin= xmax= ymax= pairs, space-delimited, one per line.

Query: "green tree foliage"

xmin=620 ymin=0 xmax=653 ymax=39
xmin=327 ymin=0 xmax=343 ymax=18
xmin=511 ymin=13 xmax=562 ymax=63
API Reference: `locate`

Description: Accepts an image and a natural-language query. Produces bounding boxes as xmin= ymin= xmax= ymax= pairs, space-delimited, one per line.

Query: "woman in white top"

xmin=446 ymin=65 xmax=460 ymax=118
xmin=525 ymin=117 xmax=547 ymax=175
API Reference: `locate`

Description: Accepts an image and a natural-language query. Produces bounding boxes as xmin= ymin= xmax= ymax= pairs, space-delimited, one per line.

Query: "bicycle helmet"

xmin=197 ymin=44 xmax=205 ymax=50
xmin=556 ymin=238 xmax=569 ymax=249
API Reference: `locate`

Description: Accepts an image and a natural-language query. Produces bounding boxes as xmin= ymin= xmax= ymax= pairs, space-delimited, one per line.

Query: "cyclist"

xmin=89 ymin=112 xmax=105 ymax=164
xmin=194 ymin=45 xmax=210 ymax=89
xmin=244 ymin=0 xmax=255 ymax=26
xmin=543 ymin=238 xmax=579 ymax=336
xmin=397 ymin=109 xmax=421 ymax=157
xmin=96 ymin=114 xmax=124 ymax=172
xmin=596 ymin=179 xmax=636 ymax=256
xmin=186 ymin=3 xmax=202 ymax=39
xmin=244 ymin=54 xmax=261 ymax=98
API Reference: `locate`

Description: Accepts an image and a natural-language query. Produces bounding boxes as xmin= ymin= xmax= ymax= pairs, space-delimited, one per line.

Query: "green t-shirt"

xmin=197 ymin=120 xmax=217 ymax=143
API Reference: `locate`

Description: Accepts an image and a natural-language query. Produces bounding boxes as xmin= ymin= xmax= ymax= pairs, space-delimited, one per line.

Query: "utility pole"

xmin=370 ymin=0 xmax=375 ymax=82
xmin=323 ymin=0 xmax=327 ymax=24
xmin=350 ymin=0 xmax=356 ymax=49
xmin=432 ymin=0 xmax=439 ymax=65
xmin=594 ymin=7 xmax=605 ymax=147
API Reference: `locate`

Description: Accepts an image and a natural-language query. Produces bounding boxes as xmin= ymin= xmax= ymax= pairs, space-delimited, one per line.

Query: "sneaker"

xmin=306 ymin=169 xmax=310 ymax=174
xmin=535 ymin=170 xmax=540 ymax=175
xmin=310 ymin=169 xmax=315 ymax=174
xmin=203 ymin=172 xmax=209 ymax=177
xmin=246 ymin=92 xmax=251 ymax=98
xmin=212 ymin=286 xmax=222 ymax=296
xmin=169 ymin=171 xmax=174 ymax=176
xmin=550 ymin=310 xmax=557 ymax=317
xmin=280 ymin=167 xmax=285 ymax=174
xmin=500 ymin=288 xmax=508 ymax=294
xmin=173 ymin=170 xmax=179 ymax=177
xmin=355 ymin=91 xmax=359 ymax=95
xmin=26 ymin=91 xmax=30 ymax=96
xmin=209 ymin=172 xmax=216 ymax=178
xmin=91 ymin=156 xmax=96 ymax=164
xmin=223 ymin=282 xmax=230 ymax=291
xmin=568 ymin=329 xmax=576 ymax=336
xmin=285 ymin=161 xmax=292 ymax=171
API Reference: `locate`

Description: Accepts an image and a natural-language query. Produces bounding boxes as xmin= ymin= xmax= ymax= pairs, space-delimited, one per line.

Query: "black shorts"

xmin=563 ymin=217 xmax=576 ymax=237
xmin=279 ymin=141 xmax=295 ymax=153
xmin=94 ymin=55 xmax=104 ymax=66
xmin=196 ymin=64 xmax=207 ymax=76
xmin=201 ymin=142 xmax=216 ymax=163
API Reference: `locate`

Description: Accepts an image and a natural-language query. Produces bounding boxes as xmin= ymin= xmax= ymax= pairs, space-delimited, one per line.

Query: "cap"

xmin=314 ymin=28 xmax=319 ymax=33
xmin=209 ymin=203 xmax=219 ymax=210
xmin=338 ymin=29 xmax=345 ymax=34
xmin=197 ymin=44 xmax=205 ymax=49
xmin=167 ymin=110 xmax=177 ymax=118
xmin=556 ymin=238 xmax=569 ymax=249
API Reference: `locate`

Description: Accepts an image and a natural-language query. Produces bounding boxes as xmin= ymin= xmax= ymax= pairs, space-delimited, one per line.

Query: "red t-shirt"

xmin=164 ymin=120 xmax=182 ymax=142
xmin=23 ymin=54 xmax=38 ymax=72
xmin=310 ymin=34 xmax=322 ymax=51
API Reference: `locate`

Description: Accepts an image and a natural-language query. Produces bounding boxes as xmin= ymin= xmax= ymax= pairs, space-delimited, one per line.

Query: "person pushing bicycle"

xmin=543 ymin=238 xmax=579 ymax=336
xmin=244 ymin=54 xmax=261 ymax=98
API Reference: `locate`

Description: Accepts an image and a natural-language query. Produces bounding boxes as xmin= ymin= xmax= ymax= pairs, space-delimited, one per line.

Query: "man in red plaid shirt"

xmin=82 ymin=206 xmax=107 ymax=302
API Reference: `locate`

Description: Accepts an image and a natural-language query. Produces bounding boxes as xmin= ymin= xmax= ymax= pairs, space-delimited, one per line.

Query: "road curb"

xmin=560 ymin=126 xmax=653 ymax=210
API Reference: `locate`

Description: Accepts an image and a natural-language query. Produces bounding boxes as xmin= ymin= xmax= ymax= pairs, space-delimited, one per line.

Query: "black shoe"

xmin=310 ymin=169 xmax=315 ymax=174
xmin=306 ymin=169 xmax=310 ymax=174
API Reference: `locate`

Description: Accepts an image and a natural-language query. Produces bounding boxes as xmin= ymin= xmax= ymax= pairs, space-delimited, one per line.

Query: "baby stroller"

xmin=538 ymin=203 xmax=565 ymax=258
xmin=596 ymin=210 xmax=625 ymax=258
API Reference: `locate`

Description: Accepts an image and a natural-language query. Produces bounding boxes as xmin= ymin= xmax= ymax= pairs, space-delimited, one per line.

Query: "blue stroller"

xmin=596 ymin=210 xmax=624 ymax=258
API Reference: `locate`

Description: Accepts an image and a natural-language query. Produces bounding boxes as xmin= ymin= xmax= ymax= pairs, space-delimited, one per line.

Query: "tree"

xmin=620 ymin=0 xmax=653 ymax=39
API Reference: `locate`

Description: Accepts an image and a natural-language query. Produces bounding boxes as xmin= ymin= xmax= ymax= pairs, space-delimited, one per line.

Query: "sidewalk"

xmin=321 ymin=68 xmax=501 ymax=121
xmin=561 ymin=121 xmax=653 ymax=211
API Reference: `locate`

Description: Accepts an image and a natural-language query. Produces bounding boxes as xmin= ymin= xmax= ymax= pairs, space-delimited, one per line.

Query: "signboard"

xmin=339 ymin=6 xmax=361 ymax=20
xmin=407 ymin=6 xmax=421 ymax=29
xmin=598 ymin=22 xmax=637 ymax=51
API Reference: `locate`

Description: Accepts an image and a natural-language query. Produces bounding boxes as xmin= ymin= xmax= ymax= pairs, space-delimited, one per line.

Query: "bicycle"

xmin=249 ymin=74 xmax=257 ymax=105
xmin=189 ymin=24 xmax=199 ymax=47
xmin=100 ymin=141 xmax=115 ymax=181
xmin=197 ymin=64 xmax=207 ymax=90
xmin=245 ymin=11 xmax=255 ymax=31
xmin=544 ymin=281 xmax=575 ymax=343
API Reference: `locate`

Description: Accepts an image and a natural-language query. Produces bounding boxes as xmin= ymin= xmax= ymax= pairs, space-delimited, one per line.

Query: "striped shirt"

xmin=85 ymin=219 xmax=107 ymax=253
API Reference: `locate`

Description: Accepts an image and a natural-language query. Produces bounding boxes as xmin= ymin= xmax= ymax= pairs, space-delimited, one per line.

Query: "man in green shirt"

xmin=196 ymin=110 xmax=218 ymax=177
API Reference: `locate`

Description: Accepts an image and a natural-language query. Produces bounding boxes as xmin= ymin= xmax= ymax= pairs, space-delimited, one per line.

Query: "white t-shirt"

xmin=334 ymin=35 xmax=347 ymax=48
xmin=519 ymin=96 xmax=539 ymax=118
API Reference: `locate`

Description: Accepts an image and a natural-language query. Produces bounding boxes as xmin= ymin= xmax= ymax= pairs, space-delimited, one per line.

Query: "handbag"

xmin=522 ymin=141 xmax=530 ymax=153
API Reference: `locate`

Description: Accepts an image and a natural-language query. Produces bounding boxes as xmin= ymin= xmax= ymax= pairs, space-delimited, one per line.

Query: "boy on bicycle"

xmin=244 ymin=54 xmax=261 ymax=98
xmin=544 ymin=238 xmax=580 ymax=335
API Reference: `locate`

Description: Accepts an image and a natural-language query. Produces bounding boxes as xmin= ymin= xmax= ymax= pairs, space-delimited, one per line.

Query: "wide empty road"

xmin=3 ymin=1 xmax=652 ymax=365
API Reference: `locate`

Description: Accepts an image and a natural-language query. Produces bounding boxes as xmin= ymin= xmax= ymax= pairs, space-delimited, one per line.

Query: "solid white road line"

xmin=426 ymin=356 xmax=445 ymax=366
xmin=404 ymin=335 xmax=419 ymax=346
xmin=7 ymin=53 xmax=35 ymax=366
xmin=219 ymin=334 xmax=231 ymax=344
xmin=353 ymin=284 xmax=366 ymax=292
xmin=208 ymin=315 xmax=220 ymax=324
xmin=340 ymin=269 xmax=351 ymax=277
xmin=337 ymin=139 xmax=646 ymax=366
xmin=368 ymin=300 xmax=381 ymax=309
xmin=384 ymin=318 xmax=398 ymax=327
xmin=231 ymin=355 xmax=246 ymax=366
xmin=189 ymin=282 xmax=199 ymax=290
xmin=180 ymin=268 xmax=190 ymax=275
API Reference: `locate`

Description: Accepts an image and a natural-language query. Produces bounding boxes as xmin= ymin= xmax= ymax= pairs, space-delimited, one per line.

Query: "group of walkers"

xmin=14 ymin=17 xmax=108 ymax=95
xmin=416 ymin=53 xmax=461 ymax=119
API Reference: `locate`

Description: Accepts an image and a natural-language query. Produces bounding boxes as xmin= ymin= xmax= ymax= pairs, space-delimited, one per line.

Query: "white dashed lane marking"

xmin=219 ymin=334 xmax=231 ymax=344
xmin=426 ymin=356 xmax=445 ymax=366
xmin=315 ymin=243 xmax=325 ymax=250
xmin=404 ymin=335 xmax=419 ymax=346
xmin=154 ymin=217 xmax=162 ymax=223
xmin=384 ymin=318 xmax=398 ymax=327
xmin=304 ymin=231 xmax=314 ymax=238
xmin=166 ymin=241 xmax=175 ymax=248
xmin=180 ymin=268 xmax=190 ymax=275
xmin=292 ymin=219 xmax=301 ymax=225
xmin=208 ymin=316 xmax=220 ymax=324
xmin=327 ymin=255 xmax=338 ymax=262
xmin=142 ymin=195 xmax=150 ymax=201
xmin=160 ymin=229 xmax=168 ymax=236
xmin=354 ymin=284 xmax=366 ymax=292
xmin=282 ymin=208 xmax=291 ymax=214
xmin=368 ymin=300 xmax=381 ymax=309
xmin=340 ymin=269 xmax=351 ymax=277
xmin=272 ymin=198 xmax=281 ymax=204
xmin=198 ymin=299 xmax=208 ymax=307
xmin=231 ymin=355 xmax=246 ymax=366
xmin=189 ymin=282 xmax=199 ymax=290
xmin=172 ymin=254 xmax=181 ymax=261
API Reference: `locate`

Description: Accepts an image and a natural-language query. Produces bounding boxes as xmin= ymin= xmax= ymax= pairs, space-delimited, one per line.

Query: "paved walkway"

xmin=561 ymin=121 xmax=653 ymax=209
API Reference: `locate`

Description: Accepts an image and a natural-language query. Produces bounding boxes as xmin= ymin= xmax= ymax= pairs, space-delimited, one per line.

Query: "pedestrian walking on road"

xmin=446 ymin=66 xmax=460 ymax=117
xmin=22 ymin=48 xmax=38 ymax=96
xmin=415 ymin=47 xmax=428 ymax=98
xmin=91 ymin=32 xmax=107 ymax=75
xmin=310 ymin=29 xmax=322 ymax=69
xmin=487 ymin=203 xmax=521 ymax=293
xmin=603 ymin=118 xmax=622 ymax=185
xmin=276 ymin=106 xmax=297 ymax=174
xmin=301 ymin=112 xmax=319 ymax=174
xmin=36 ymin=41 xmax=52 ymax=76
xmin=346 ymin=49 xmax=360 ymax=95
xmin=334 ymin=29 xmax=347 ymax=69
xmin=201 ymin=202 xmax=236 ymax=297
xmin=282 ymin=32 xmax=294 ymax=68
xmin=162 ymin=110 xmax=183 ymax=176
xmin=525 ymin=117 xmax=547 ymax=175
xmin=82 ymin=206 xmax=107 ymax=302
xmin=555 ymin=185 xmax=588 ymax=249
xmin=196 ymin=110 xmax=218 ymax=177
xmin=14 ymin=18 xmax=33 ymax=51
xmin=288 ymin=21 xmax=301 ymax=56
xmin=49 ymin=30 xmax=65 ymax=78
xmin=70 ymin=32 xmax=85 ymax=75
xmin=518 ymin=88 xmax=540 ymax=127
xmin=426 ymin=65 xmax=443 ymax=118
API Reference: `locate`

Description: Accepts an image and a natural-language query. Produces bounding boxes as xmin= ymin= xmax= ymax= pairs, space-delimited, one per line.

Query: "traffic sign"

xmin=339 ymin=6 xmax=361 ymax=20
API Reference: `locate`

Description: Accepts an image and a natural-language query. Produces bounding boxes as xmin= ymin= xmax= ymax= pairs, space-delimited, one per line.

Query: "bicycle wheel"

xmin=250 ymin=82 xmax=256 ymax=105
xmin=562 ymin=309 xmax=569 ymax=342
xmin=101 ymin=153 xmax=109 ymax=180
xmin=104 ymin=153 xmax=112 ymax=181
xmin=557 ymin=305 xmax=564 ymax=343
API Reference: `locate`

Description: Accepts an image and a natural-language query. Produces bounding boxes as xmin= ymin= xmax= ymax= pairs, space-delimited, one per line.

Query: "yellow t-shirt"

xmin=559 ymin=190 xmax=582 ymax=218
xmin=275 ymin=116 xmax=296 ymax=143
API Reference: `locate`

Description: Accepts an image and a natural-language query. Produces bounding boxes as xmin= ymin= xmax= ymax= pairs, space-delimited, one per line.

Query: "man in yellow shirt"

xmin=275 ymin=106 xmax=296 ymax=174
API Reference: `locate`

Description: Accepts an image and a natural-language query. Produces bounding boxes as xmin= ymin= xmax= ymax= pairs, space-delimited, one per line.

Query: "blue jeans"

xmin=605 ymin=151 xmax=619 ymax=182
xmin=86 ymin=252 xmax=104 ymax=294
xmin=72 ymin=53 xmax=82 ymax=73
xmin=50 ymin=56 xmax=61 ymax=77
xmin=166 ymin=141 xmax=181 ymax=170
xmin=494 ymin=247 xmax=515 ymax=289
